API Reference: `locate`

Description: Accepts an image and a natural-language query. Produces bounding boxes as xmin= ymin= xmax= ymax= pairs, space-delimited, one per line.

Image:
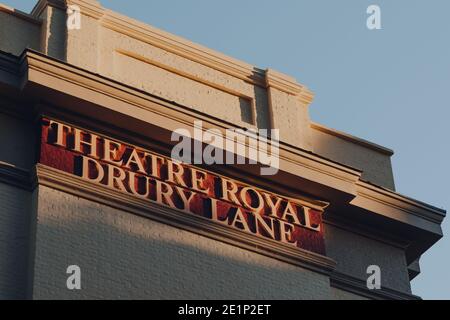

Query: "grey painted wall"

xmin=324 ymin=223 xmax=411 ymax=293
xmin=32 ymin=186 xmax=335 ymax=300
xmin=0 ymin=182 xmax=32 ymax=299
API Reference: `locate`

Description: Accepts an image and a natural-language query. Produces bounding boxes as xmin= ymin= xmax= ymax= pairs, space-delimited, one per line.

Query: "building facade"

xmin=0 ymin=0 xmax=445 ymax=300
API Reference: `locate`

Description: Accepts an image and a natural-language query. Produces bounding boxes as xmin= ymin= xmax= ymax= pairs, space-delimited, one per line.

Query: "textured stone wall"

xmin=37 ymin=6 xmax=66 ymax=61
xmin=324 ymin=223 xmax=411 ymax=294
xmin=0 ymin=112 xmax=36 ymax=170
xmin=0 ymin=10 xmax=40 ymax=56
xmin=311 ymin=127 xmax=395 ymax=190
xmin=97 ymin=28 xmax=271 ymax=130
xmin=32 ymin=186 xmax=332 ymax=300
xmin=0 ymin=182 xmax=32 ymax=299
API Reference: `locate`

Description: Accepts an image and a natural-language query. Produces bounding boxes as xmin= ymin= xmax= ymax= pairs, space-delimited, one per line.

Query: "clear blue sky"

xmin=6 ymin=0 xmax=449 ymax=299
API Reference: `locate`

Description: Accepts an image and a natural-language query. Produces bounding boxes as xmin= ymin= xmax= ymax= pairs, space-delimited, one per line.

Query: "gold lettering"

xmin=281 ymin=202 xmax=301 ymax=225
xmin=145 ymin=153 xmax=165 ymax=178
xmin=128 ymin=171 xmax=151 ymax=198
xmin=175 ymin=186 xmax=196 ymax=212
xmin=229 ymin=208 xmax=251 ymax=233
xmin=103 ymin=138 xmax=123 ymax=166
xmin=167 ymin=160 xmax=187 ymax=187
xmin=155 ymin=180 xmax=176 ymax=209
xmin=240 ymin=187 xmax=264 ymax=213
xmin=49 ymin=120 xmax=72 ymax=147
xmin=303 ymin=207 xmax=321 ymax=232
xmin=73 ymin=128 xmax=99 ymax=158
xmin=220 ymin=178 xmax=241 ymax=206
xmin=124 ymin=149 xmax=146 ymax=174
xmin=191 ymin=168 xmax=210 ymax=195
xmin=81 ymin=156 xmax=104 ymax=183
xmin=107 ymin=164 xmax=127 ymax=192
xmin=279 ymin=220 xmax=298 ymax=246
xmin=254 ymin=214 xmax=276 ymax=240
xmin=263 ymin=193 xmax=282 ymax=218
xmin=210 ymin=198 xmax=228 ymax=225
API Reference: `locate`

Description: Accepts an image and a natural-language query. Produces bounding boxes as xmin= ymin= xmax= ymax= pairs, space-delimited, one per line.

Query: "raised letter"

xmin=73 ymin=128 xmax=99 ymax=158
xmin=107 ymin=164 xmax=127 ymax=192
xmin=191 ymin=168 xmax=210 ymax=195
xmin=221 ymin=178 xmax=241 ymax=206
xmin=281 ymin=202 xmax=301 ymax=226
xmin=240 ymin=187 xmax=264 ymax=213
xmin=103 ymin=138 xmax=123 ymax=166
xmin=81 ymin=156 xmax=104 ymax=183
xmin=124 ymin=149 xmax=146 ymax=174
xmin=229 ymin=208 xmax=251 ymax=233
xmin=167 ymin=160 xmax=188 ymax=187
xmin=49 ymin=120 xmax=72 ymax=147
xmin=263 ymin=193 xmax=282 ymax=218
xmin=156 ymin=180 xmax=176 ymax=209
xmin=279 ymin=220 xmax=298 ymax=246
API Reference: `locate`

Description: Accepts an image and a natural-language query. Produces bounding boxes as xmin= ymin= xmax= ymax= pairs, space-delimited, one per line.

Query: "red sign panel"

xmin=39 ymin=118 xmax=327 ymax=255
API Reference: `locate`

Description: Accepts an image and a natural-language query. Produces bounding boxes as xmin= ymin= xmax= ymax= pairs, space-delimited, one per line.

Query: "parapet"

xmin=0 ymin=0 xmax=395 ymax=190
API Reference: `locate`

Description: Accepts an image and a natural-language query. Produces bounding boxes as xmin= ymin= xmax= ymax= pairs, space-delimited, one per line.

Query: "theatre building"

xmin=0 ymin=0 xmax=446 ymax=300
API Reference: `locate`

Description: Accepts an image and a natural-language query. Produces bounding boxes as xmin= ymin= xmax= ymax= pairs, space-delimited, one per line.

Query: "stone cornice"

xmin=311 ymin=122 xmax=395 ymax=156
xmin=28 ymin=1 xmax=313 ymax=101
xmin=20 ymin=50 xmax=361 ymax=198
xmin=0 ymin=4 xmax=42 ymax=25
xmin=355 ymin=180 xmax=445 ymax=227
xmin=31 ymin=0 xmax=104 ymax=19
xmin=323 ymin=214 xmax=410 ymax=250
xmin=34 ymin=163 xmax=337 ymax=276
xmin=100 ymin=11 xmax=267 ymax=88
xmin=11 ymin=49 xmax=445 ymax=264
xmin=265 ymin=69 xmax=315 ymax=105
xmin=30 ymin=0 xmax=65 ymax=17
xmin=330 ymin=271 xmax=421 ymax=300
xmin=0 ymin=161 xmax=31 ymax=191
xmin=66 ymin=0 xmax=104 ymax=19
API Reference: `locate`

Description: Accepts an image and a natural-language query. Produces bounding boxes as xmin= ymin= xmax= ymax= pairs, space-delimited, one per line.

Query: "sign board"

xmin=39 ymin=118 xmax=328 ymax=255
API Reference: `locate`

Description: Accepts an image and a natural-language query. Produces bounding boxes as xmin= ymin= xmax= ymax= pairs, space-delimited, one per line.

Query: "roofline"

xmin=311 ymin=122 xmax=395 ymax=156
xmin=0 ymin=3 xmax=42 ymax=25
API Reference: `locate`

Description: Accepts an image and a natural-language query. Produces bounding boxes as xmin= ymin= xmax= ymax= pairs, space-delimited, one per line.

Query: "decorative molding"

xmin=101 ymin=13 xmax=267 ymax=88
xmin=311 ymin=122 xmax=395 ymax=156
xmin=0 ymin=4 xmax=42 ymax=25
xmin=116 ymin=49 xmax=257 ymax=127
xmin=265 ymin=68 xmax=314 ymax=105
xmin=17 ymin=50 xmax=445 ymax=264
xmin=323 ymin=214 xmax=410 ymax=250
xmin=34 ymin=163 xmax=337 ymax=275
xmin=30 ymin=0 xmax=65 ymax=17
xmin=330 ymin=271 xmax=421 ymax=300
xmin=31 ymin=0 xmax=104 ymax=19
xmin=21 ymin=50 xmax=362 ymax=197
xmin=0 ymin=161 xmax=31 ymax=191
xmin=66 ymin=0 xmax=104 ymax=20
xmin=407 ymin=259 xmax=421 ymax=281
xmin=356 ymin=180 xmax=446 ymax=225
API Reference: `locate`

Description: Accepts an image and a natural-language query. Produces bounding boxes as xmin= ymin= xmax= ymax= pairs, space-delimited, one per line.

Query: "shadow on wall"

xmin=238 ymin=97 xmax=253 ymax=125
xmin=0 ymin=184 xmax=33 ymax=300
xmin=31 ymin=195 xmax=331 ymax=300
xmin=43 ymin=6 xmax=67 ymax=61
